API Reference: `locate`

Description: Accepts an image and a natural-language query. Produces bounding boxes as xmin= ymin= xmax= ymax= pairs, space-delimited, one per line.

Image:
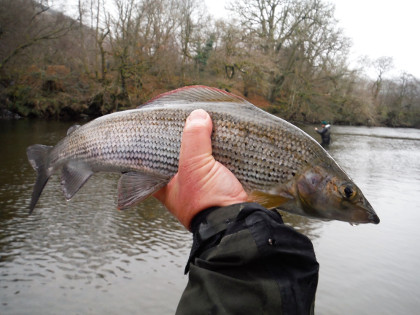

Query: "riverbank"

xmin=1 ymin=74 xmax=418 ymax=128
xmin=0 ymin=86 xmax=135 ymax=121
xmin=2 ymin=100 xmax=418 ymax=129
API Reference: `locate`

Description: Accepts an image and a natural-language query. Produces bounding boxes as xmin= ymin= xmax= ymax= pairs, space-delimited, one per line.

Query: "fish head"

xmin=295 ymin=165 xmax=380 ymax=224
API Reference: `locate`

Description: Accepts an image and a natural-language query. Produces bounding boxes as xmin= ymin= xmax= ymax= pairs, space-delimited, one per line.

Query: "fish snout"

xmin=368 ymin=211 xmax=380 ymax=224
xmin=350 ymin=200 xmax=380 ymax=224
xmin=363 ymin=198 xmax=380 ymax=224
xmin=372 ymin=215 xmax=380 ymax=224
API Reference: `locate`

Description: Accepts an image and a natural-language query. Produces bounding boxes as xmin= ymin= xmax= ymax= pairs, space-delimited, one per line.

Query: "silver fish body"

xmin=27 ymin=86 xmax=379 ymax=224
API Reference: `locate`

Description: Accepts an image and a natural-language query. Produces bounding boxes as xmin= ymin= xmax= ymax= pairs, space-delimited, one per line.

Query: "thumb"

xmin=179 ymin=109 xmax=213 ymax=164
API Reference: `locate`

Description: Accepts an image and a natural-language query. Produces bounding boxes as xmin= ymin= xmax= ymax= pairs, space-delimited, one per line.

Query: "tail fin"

xmin=27 ymin=144 xmax=53 ymax=213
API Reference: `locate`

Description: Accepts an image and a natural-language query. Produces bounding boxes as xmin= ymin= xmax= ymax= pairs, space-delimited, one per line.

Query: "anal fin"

xmin=61 ymin=161 xmax=94 ymax=200
xmin=117 ymin=172 xmax=170 ymax=209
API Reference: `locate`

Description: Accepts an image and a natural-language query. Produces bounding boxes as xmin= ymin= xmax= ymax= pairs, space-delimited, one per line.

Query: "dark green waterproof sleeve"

xmin=176 ymin=203 xmax=319 ymax=315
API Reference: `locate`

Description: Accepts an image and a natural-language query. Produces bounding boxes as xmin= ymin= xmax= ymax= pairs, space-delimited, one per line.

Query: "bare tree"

xmin=209 ymin=20 xmax=272 ymax=96
xmin=229 ymin=0 xmax=350 ymax=109
xmin=77 ymin=0 xmax=90 ymax=74
xmin=108 ymin=0 xmax=136 ymax=97
xmin=0 ymin=0 xmax=74 ymax=73
xmin=372 ymin=56 xmax=393 ymax=100
xmin=90 ymin=0 xmax=109 ymax=82
xmin=177 ymin=0 xmax=209 ymax=83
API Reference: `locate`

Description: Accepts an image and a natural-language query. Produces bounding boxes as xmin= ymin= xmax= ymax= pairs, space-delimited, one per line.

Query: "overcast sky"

xmin=205 ymin=0 xmax=420 ymax=79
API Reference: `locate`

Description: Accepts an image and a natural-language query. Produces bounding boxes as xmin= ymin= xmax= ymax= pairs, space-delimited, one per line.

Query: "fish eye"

xmin=340 ymin=184 xmax=357 ymax=200
xmin=344 ymin=186 xmax=353 ymax=198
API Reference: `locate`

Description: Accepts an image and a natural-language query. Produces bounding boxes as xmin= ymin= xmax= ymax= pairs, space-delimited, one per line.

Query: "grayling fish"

xmin=27 ymin=85 xmax=379 ymax=224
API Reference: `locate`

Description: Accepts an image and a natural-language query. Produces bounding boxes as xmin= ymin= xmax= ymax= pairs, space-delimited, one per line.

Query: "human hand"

xmin=153 ymin=109 xmax=248 ymax=230
xmin=314 ymin=127 xmax=318 ymax=130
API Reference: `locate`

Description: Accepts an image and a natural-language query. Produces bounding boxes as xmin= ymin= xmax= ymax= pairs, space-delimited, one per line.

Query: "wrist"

xmin=189 ymin=202 xmax=249 ymax=233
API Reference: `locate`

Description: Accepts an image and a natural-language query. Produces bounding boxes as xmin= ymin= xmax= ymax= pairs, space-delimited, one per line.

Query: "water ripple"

xmin=2 ymin=121 xmax=420 ymax=314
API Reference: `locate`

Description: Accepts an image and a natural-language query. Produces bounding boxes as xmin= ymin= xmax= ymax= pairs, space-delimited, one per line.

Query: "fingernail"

xmin=187 ymin=109 xmax=208 ymax=122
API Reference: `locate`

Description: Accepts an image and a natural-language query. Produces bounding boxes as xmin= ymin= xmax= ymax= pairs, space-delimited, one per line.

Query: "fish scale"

xmin=26 ymin=85 xmax=380 ymax=224
xmin=53 ymin=106 xmax=308 ymax=189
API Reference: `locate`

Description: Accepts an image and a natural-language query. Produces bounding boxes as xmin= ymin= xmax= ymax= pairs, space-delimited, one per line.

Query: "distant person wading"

xmin=315 ymin=121 xmax=331 ymax=147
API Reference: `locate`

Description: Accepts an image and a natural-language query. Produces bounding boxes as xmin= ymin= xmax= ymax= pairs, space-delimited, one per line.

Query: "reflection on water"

xmin=278 ymin=211 xmax=323 ymax=241
xmin=1 ymin=182 xmax=190 ymax=314
xmin=303 ymin=124 xmax=420 ymax=315
xmin=1 ymin=120 xmax=419 ymax=314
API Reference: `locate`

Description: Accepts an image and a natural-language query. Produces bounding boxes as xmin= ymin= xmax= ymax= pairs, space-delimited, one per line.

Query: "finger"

xmin=179 ymin=109 xmax=213 ymax=164
xmin=153 ymin=110 xmax=212 ymax=203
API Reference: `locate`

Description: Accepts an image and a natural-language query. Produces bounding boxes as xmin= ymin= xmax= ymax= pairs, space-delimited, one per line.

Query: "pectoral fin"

xmin=248 ymin=190 xmax=294 ymax=210
xmin=117 ymin=172 xmax=170 ymax=209
xmin=61 ymin=161 xmax=93 ymax=200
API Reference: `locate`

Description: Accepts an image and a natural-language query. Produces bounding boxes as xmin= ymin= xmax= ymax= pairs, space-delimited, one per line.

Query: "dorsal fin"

xmin=138 ymin=85 xmax=250 ymax=109
xmin=67 ymin=124 xmax=81 ymax=136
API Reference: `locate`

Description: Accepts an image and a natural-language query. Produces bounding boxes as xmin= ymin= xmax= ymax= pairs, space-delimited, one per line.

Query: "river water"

xmin=0 ymin=119 xmax=419 ymax=314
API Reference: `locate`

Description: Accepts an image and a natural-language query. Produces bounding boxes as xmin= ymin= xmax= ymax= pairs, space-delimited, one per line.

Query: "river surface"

xmin=1 ymin=119 xmax=419 ymax=314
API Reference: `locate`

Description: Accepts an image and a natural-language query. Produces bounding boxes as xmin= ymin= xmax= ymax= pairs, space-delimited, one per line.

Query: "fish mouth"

xmin=350 ymin=203 xmax=380 ymax=225
xmin=364 ymin=200 xmax=380 ymax=224
xmin=369 ymin=213 xmax=380 ymax=224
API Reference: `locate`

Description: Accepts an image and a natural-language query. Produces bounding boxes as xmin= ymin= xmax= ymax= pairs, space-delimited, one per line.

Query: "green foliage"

xmin=6 ymin=84 xmax=34 ymax=116
xmin=194 ymin=35 xmax=215 ymax=72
